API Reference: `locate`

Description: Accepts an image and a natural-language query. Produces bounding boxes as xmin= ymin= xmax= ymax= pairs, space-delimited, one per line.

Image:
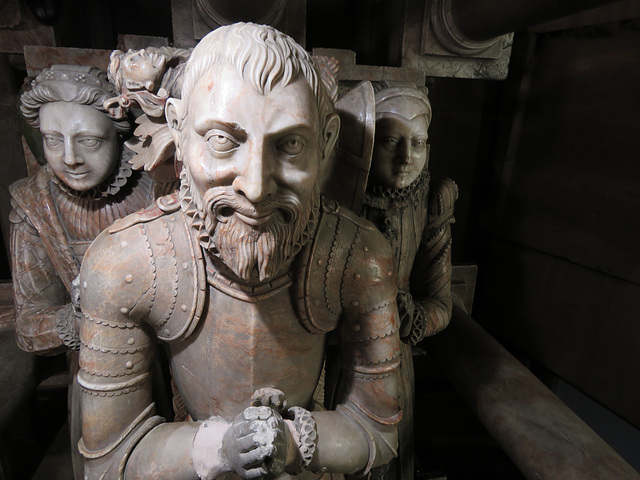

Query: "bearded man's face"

xmin=176 ymin=61 xmax=323 ymax=283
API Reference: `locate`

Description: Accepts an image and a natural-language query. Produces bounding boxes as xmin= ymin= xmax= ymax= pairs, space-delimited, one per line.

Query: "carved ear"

xmin=165 ymin=98 xmax=185 ymax=140
xmin=165 ymin=98 xmax=186 ymax=162
xmin=320 ymin=113 xmax=340 ymax=164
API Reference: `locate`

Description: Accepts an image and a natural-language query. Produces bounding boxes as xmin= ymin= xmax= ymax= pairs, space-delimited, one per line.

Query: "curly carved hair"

xmin=21 ymin=64 xmax=131 ymax=134
xmin=179 ymin=22 xmax=335 ymax=137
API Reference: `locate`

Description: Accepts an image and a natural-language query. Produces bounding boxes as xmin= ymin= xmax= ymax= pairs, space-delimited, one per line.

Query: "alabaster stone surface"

xmin=76 ymin=23 xmax=402 ymax=480
xmin=363 ymin=83 xmax=456 ymax=344
xmin=9 ymin=64 xmax=167 ymax=480
xmin=105 ymin=46 xmax=192 ymax=182
xmin=10 ymin=64 xmax=159 ymax=355
xmin=361 ymin=83 xmax=457 ymax=480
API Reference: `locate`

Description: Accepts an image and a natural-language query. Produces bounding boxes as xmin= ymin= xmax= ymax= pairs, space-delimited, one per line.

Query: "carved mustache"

xmin=202 ymin=187 xmax=303 ymax=227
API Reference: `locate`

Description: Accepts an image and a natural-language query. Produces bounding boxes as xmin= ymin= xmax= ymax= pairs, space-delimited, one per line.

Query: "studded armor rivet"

xmin=121 ymin=241 xmax=128 ymax=248
xmin=181 ymin=304 xmax=187 ymax=312
xmin=125 ymin=274 xmax=134 ymax=283
xmin=317 ymin=259 xmax=323 ymax=266
xmin=354 ymin=273 xmax=361 ymax=280
xmin=363 ymin=246 xmax=369 ymax=252
xmin=120 ymin=307 xmax=128 ymax=315
xmin=353 ymin=324 xmax=361 ymax=331
xmin=125 ymin=361 xmax=133 ymax=369
xmin=352 ymin=301 xmax=359 ymax=307
xmin=83 ymin=281 xmax=88 ymax=289
xmin=182 ymin=262 xmax=189 ymax=270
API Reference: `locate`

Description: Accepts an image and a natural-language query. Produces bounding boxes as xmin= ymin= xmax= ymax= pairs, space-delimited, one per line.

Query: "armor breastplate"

xmin=169 ymin=285 xmax=326 ymax=421
xmin=85 ymin=194 xmax=395 ymax=424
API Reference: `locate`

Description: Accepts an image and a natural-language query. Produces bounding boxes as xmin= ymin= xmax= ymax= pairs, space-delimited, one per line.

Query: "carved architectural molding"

xmin=401 ymin=0 xmax=513 ymax=80
xmin=171 ymin=0 xmax=305 ymax=48
xmin=429 ymin=0 xmax=501 ymax=57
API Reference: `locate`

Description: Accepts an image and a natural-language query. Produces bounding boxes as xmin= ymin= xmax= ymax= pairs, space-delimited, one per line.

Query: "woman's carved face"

xmin=371 ymin=114 xmax=429 ymax=189
xmin=39 ymin=101 xmax=119 ymax=191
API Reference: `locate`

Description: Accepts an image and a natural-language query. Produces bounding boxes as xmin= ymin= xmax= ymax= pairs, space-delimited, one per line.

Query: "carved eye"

xmin=277 ymin=136 xmax=305 ymax=156
xmin=381 ymin=137 xmax=399 ymax=150
xmin=412 ymin=139 xmax=427 ymax=149
xmin=79 ymin=137 xmax=101 ymax=148
xmin=44 ymin=135 xmax=62 ymax=148
xmin=206 ymin=131 xmax=239 ymax=154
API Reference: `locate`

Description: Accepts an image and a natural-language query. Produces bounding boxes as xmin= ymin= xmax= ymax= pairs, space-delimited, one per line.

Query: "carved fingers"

xmin=222 ymin=406 xmax=288 ymax=479
xmin=397 ymin=291 xmax=416 ymax=339
xmin=251 ymin=387 xmax=288 ymax=413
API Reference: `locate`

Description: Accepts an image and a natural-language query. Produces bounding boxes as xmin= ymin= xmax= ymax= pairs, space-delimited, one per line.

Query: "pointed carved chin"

xmin=213 ymin=218 xmax=290 ymax=282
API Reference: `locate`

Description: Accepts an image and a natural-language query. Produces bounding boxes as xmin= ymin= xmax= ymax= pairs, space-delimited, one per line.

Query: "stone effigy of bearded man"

xmin=77 ymin=22 xmax=401 ymax=480
xmin=167 ymin=26 xmax=338 ymax=284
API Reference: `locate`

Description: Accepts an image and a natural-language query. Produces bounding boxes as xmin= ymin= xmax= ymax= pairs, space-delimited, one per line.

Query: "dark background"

xmin=0 ymin=0 xmax=638 ymax=478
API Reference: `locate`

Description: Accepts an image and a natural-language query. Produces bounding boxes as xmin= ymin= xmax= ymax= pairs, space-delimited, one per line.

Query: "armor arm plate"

xmin=77 ymin=225 xmax=177 ymax=479
xmin=78 ymin=220 xmax=211 ymax=480
xmin=10 ymin=204 xmax=68 ymax=354
xmin=310 ymin=221 xmax=402 ymax=475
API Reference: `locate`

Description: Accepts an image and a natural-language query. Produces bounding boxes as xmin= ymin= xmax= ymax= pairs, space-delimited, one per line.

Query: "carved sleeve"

xmin=78 ymin=226 xmax=160 ymax=479
xmin=407 ymin=177 xmax=457 ymax=343
xmin=78 ymin=222 xmax=203 ymax=480
xmin=309 ymin=222 xmax=402 ymax=476
xmin=10 ymin=203 xmax=70 ymax=354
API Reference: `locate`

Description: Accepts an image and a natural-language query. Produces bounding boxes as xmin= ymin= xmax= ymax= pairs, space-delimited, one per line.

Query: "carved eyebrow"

xmin=195 ymin=119 xmax=248 ymax=142
xmin=267 ymin=123 xmax=315 ymax=141
xmin=39 ymin=128 xmax=62 ymax=136
xmin=75 ymin=128 xmax=109 ymax=137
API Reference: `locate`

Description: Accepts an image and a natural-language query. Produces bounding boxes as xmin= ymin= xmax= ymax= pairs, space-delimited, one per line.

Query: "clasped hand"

xmin=222 ymin=405 xmax=288 ymax=479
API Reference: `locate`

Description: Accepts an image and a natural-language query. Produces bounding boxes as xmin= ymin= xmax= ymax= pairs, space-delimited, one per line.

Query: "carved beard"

xmin=187 ymin=170 xmax=316 ymax=283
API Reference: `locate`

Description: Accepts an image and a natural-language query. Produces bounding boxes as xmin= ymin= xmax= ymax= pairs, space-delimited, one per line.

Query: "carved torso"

xmin=170 ymin=283 xmax=326 ymax=421
xmin=361 ymin=171 xmax=430 ymax=293
xmin=9 ymin=160 xmax=156 ymax=352
xmin=77 ymin=195 xmax=401 ymax=480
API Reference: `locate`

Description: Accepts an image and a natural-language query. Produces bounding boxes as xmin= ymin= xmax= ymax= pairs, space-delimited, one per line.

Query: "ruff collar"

xmin=363 ymin=168 xmax=430 ymax=211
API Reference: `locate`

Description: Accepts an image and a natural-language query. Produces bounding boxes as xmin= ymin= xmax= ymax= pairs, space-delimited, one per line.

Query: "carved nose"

xmin=63 ymin=140 xmax=82 ymax=166
xmin=232 ymin=151 xmax=276 ymax=203
xmin=397 ymin=139 xmax=411 ymax=164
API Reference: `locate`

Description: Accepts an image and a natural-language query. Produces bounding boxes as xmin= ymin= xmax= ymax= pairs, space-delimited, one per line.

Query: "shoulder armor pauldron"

xmin=82 ymin=197 xmax=206 ymax=342
xmin=295 ymin=197 xmax=394 ymax=334
xmin=141 ymin=207 xmax=207 ymax=342
xmin=109 ymin=192 xmax=181 ymax=234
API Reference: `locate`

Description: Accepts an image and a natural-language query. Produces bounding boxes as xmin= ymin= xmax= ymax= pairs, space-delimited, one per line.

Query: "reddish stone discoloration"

xmin=76 ymin=23 xmax=402 ymax=480
xmin=24 ymin=46 xmax=111 ymax=77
